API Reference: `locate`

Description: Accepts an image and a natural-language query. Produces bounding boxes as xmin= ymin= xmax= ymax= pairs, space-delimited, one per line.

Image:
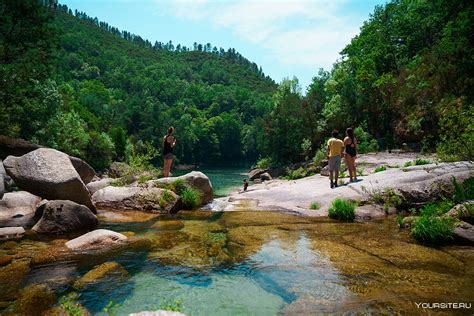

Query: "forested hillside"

xmin=1 ymin=1 xmax=276 ymax=169
xmin=258 ymin=0 xmax=473 ymax=165
xmin=1 ymin=0 xmax=472 ymax=171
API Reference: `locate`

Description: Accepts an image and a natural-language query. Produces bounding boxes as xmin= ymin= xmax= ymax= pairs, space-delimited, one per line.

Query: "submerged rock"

xmin=92 ymin=186 xmax=181 ymax=213
xmin=73 ymin=261 xmax=129 ymax=289
xmin=65 ymin=229 xmax=128 ymax=252
xmin=0 ymin=259 xmax=31 ymax=301
xmin=150 ymin=171 xmax=213 ymax=205
xmin=0 ymin=191 xmax=41 ymax=227
xmin=14 ymin=284 xmax=56 ymax=315
xmin=151 ymin=220 xmax=185 ymax=230
xmin=3 ymin=148 xmax=95 ymax=211
xmin=0 ymin=227 xmax=26 ymax=241
xmin=32 ymin=200 xmax=98 ymax=235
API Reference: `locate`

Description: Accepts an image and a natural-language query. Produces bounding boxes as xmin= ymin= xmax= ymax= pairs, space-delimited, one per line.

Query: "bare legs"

xmin=329 ymin=170 xmax=339 ymax=188
xmin=345 ymin=154 xmax=357 ymax=182
xmin=163 ymin=158 xmax=173 ymax=177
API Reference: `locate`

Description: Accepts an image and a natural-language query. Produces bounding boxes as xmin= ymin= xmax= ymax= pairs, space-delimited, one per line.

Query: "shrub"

xmin=453 ymin=177 xmax=474 ymax=203
xmin=172 ymin=179 xmax=187 ymax=195
xmin=255 ymin=157 xmax=273 ymax=169
xmin=374 ymin=165 xmax=387 ymax=173
xmin=310 ymin=202 xmax=320 ymax=210
xmin=181 ymin=188 xmax=201 ymax=209
xmin=414 ymin=158 xmax=430 ymax=165
xmin=313 ymin=146 xmax=326 ymax=166
xmin=411 ymin=215 xmax=454 ymax=245
xmin=328 ymin=198 xmax=355 ymax=222
xmin=159 ymin=190 xmax=176 ymax=208
xmin=354 ymin=126 xmax=379 ymax=153
xmin=283 ymin=167 xmax=307 ymax=180
xmin=419 ymin=200 xmax=454 ymax=217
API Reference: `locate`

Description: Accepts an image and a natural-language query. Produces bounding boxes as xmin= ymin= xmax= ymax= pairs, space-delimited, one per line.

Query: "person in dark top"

xmin=243 ymin=179 xmax=249 ymax=192
xmin=163 ymin=126 xmax=176 ymax=178
xmin=343 ymin=128 xmax=358 ymax=182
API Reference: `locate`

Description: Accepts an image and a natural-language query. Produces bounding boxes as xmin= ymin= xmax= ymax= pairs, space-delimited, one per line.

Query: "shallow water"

xmin=1 ymin=211 xmax=473 ymax=315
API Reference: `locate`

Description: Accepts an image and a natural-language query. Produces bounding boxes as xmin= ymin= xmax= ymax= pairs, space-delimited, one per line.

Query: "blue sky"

xmin=61 ymin=0 xmax=386 ymax=90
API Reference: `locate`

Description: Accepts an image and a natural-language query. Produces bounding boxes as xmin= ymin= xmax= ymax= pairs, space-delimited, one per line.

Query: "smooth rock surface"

xmin=0 ymin=191 xmax=41 ymax=227
xmin=3 ymin=148 xmax=95 ymax=211
xmin=87 ymin=178 xmax=114 ymax=195
xmin=65 ymin=229 xmax=128 ymax=251
xmin=93 ymin=186 xmax=181 ymax=213
xmin=32 ymin=200 xmax=98 ymax=235
xmin=224 ymin=160 xmax=474 ymax=217
xmin=0 ymin=135 xmax=43 ymax=160
xmin=260 ymin=172 xmax=272 ymax=181
xmin=151 ymin=171 xmax=213 ymax=204
xmin=0 ymin=160 xmax=5 ymax=199
xmin=0 ymin=226 xmax=26 ymax=241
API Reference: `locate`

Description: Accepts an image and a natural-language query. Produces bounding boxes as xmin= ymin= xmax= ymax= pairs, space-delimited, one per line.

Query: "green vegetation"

xmin=403 ymin=161 xmax=413 ymax=167
xmin=171 ymin=179 xmax=188 ymax=195
xmin=453 ymin=177 xmax=474 ymax=203
xmin=2 ymin=0 xmax=472 ymax=171
xmin=58 ymin=293 xmax=87 ymax=316
xmin=181 ymin=188 xmax=201 ymax=209
xmin=156 ymin=298 xmax=184 ymax=312
xmin=283 ymin=167 xmax=307 ymax=180
xmin=328 ymin=198 xmax=356 ymax=222
xmin=374 ymin=165 xmax=387 ymax=173
xmin=159 ymin=190 xmax=176 ymax=208
xmin=411 ymin=216 xmax=454 ymax=245
xmin=103 ymin=300 xmax=122 ymax=316
xmin=309 ymin=202 xmax=320 ymax=210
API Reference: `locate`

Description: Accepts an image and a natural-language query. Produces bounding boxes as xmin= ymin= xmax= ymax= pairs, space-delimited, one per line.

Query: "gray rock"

xmin=109 ymin=162 xmax=132 ymax=178
xmin=65 ymin=229 xmax=127 ymax=251
xmin=92 ymin=186 xmax=181 ymax=213
xmin=453 ymin=221 xmax=474 ymax=245
xmin=0 ymin=160 xmax=5 ymax=199
xmin=443 ymin=200 xmax=474 ymax=223
xmin=260 ymin=172 xmax=272 ymax=181
xmin=32 ymin=200 xmax=98 ymax=235
xmin=3 ymin=148 xmax=95 ymax=212
xmin=248 ymin=168 xmax=268 ymax=181
xmin=70 ymin=156 xmax=96 ymax=184
xmin=0 ymin=226 xmax=25 ymax=241
xmin=0 ymin=191 xmax=42 ymax=227
xmin=320 ymin=165 xmax=329 ymax=177
xmin=87 ymin=178 xmax=114 ymax=195
xmin=151 ymin=171 xmax=213 ymax=204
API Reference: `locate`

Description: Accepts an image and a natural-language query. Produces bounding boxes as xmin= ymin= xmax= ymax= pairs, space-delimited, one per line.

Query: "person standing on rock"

xmin=326 ymin=130 xmax=344 ymax=188
xmin=344 ymin=128 xmax=358 ymax=182
xmin=163 ymin=127 xmax=176 ymax=178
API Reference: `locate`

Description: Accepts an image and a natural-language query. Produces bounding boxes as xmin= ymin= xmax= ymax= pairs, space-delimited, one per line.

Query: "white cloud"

xmin=155 ymin=0 xmax=364 ymax=71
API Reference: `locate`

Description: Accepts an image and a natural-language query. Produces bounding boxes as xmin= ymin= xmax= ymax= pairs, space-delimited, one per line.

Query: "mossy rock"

xmin=150 ymin=220 xmax=185 ymax=231
xmin=0 ymin=255 xmax=13 ymax=266
xmin=0 ymin=259 xmax=31 ymax=301
xmin=400 ymin=216 xmax=419 ymax=229
xmin=15 ymin=284 xmax=56 ymax=316
xmin=73 ymin=261 xmax=129 ymax=289
xmin=145 ymin=231 xmax=189 ymax=250
xmin=0 ymin=241 xmax=18 ymax=250
xmin=176 ymin=210 xmax=216 ymax=220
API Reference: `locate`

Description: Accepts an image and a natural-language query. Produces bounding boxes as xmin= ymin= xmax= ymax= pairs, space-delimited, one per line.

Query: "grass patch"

xmin=181 ymin=188 xmax=201 ymax=209
xmin=171 ymin=179 xmax=187 ymax=195
xmin=59 ymin=293 xmax=87 ymax=316
xmin=403 ymin=161 xmax=413 ymax=167
xmin=453 ymin=176 xmax=474 ymax=203
xmin=309 ymin=201 xmax=320 ymax=210
xmin=328 ymin=198 xmax=355 ymax=222
xmin=159 ymin=190 xmax=176 ymax=208
xmin=411 ymin=215 xmax=454 ymax=245
xmin=137 ymin=174 xmax=154 ymax=184
xmin=156 ymin=298 xmax=184 ymax=312
xmin=369 ymin=188 xmax=404 ymax=212
xmin=414 ymin=158 xmax=431 ymax=165
xmin=374 ymin=165 xmax=387 ymax=173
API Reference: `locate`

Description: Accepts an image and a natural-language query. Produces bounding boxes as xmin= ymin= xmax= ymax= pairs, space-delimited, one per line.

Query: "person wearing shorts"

xmin=163 ymin=126 xmax=176 ymax=177
xmin=326 ymin=130 xmax=344 ymax=188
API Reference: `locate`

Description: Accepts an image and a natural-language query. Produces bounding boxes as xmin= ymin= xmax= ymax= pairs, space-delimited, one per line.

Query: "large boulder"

xmin=260 ymin=172 xmax=272 ymax=181
xmin=3 ymin=148 xmax=95 ymax=211
xmin=32 ymin=200 xmax=98 ymax=235
xmin=70 ymin=156 xmax=96 ymax=184
xmin=87 ymin=178 xmax=114 ymax=195
xmin=0 ymin=135 xmax=95 ymax=184
xmin=65 ymin=229 xmax=128 ymax=251
xmin=92 ymin=186 xmax=181 ymax=213
xmin=248 ymin=168 xmax=268 ymax=181
xmin=0 ymin=191 xmax=42 ymax=227
xmin=453 ymin=221 xmax=474 ymax=245
xmin=151 ymin=171 xmax=213 ymax=204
